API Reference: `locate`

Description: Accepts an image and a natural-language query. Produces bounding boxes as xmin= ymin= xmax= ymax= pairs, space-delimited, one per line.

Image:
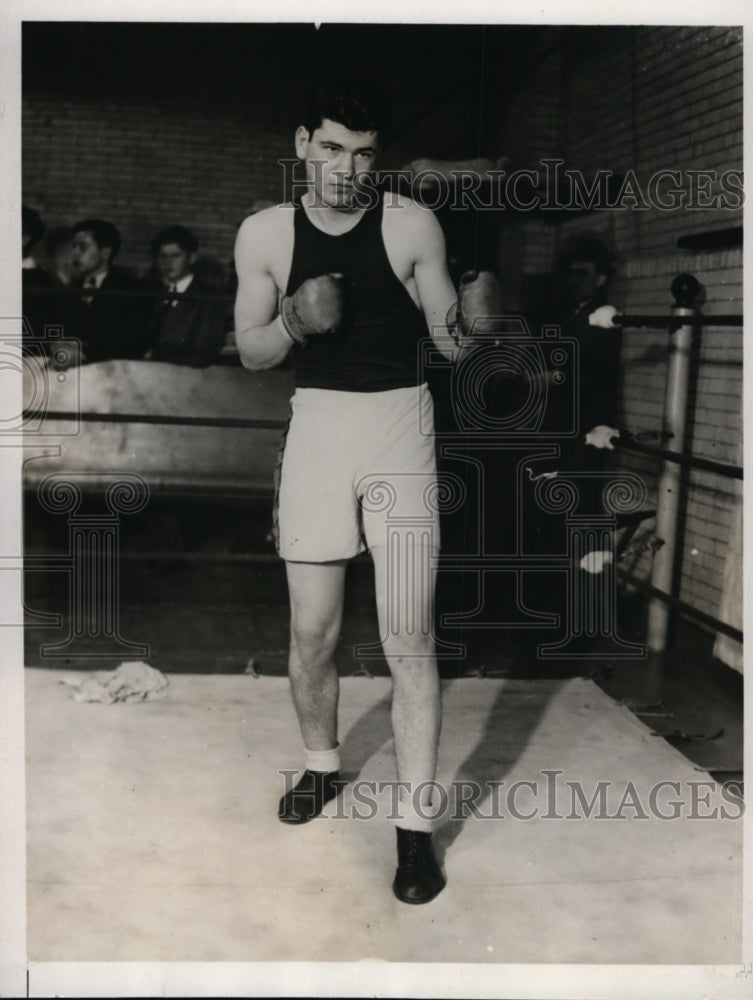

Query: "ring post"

xmin=646 ymin=273 xmax=700 ymax=653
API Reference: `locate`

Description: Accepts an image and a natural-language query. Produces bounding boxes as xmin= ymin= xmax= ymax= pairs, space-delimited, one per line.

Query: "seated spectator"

xmin=22 ymin=206 xmax=56 ymax=351
xmin=69 ymin=218 xmax=151 ymax=364
xmin=45 ymin=226 xmax=75 ymax=286
xmin=143 ymin=225 xmax=226 ymax=367
xmin=552 ymin=235 xmax=621 ymax=448
xmin=520 ymin=236 xmax=623 ymax=625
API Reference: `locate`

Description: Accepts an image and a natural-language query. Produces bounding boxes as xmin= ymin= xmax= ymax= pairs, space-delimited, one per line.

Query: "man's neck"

xmin=302 ymin=191 xmax=365 ymax=235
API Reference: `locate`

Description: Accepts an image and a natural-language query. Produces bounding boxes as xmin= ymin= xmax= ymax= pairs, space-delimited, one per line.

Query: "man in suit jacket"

xmin=144 ymin=225 xmax=227 ymax=367
xmin=69 ymin=219 xmax=151 ymax=364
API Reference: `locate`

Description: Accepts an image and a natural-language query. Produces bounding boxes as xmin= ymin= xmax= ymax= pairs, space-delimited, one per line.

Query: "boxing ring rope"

xmin=23 ymin=411 xmax=288 ymax=430
xmin=24 ymin=285 xmax=235 ymax=305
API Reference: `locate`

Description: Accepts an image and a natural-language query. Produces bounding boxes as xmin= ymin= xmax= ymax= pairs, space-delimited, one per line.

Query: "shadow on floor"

xmin=433 ymin=677 xmax=560 ymax=864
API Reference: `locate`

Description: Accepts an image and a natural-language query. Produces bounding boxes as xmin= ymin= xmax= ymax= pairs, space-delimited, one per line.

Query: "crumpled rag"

xmin=60 ymin=660 xmax=169 ymax=704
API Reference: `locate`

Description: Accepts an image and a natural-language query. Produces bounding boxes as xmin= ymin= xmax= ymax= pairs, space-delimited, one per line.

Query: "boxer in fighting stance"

xmin=234 ymin=78 xmax=500 ymax=904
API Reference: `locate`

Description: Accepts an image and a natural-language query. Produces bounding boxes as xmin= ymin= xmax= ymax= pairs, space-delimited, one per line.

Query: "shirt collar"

xmin=84 ymin=270 xmax=108 ymax=289
xmin=172 ymin=273 xmax=194 ymax=294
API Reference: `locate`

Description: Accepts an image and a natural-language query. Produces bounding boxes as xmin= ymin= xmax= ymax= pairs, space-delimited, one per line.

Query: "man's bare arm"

xmin=233 ymin=213 xmax=293 ymax=370
xmin=408 ymin=205 xmax=461 ymax=362
xmin=410 ymin=203 xmax=503 ymax=362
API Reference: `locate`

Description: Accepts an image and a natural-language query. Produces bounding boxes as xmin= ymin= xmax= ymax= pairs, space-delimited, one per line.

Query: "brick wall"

xmin=21 ymin=23 xmax=487 ymax=282
xmin=613 ymin=250 xmax=742 ymax=628
xmin=559 ymin=25 xmax=743 ymax=254
xmin=498 ymin=26 xmax=743 ymax=652
xmin=22 ymin=92 xmax=300 ymax=279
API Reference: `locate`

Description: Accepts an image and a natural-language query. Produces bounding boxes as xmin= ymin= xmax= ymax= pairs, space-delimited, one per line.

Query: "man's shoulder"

xmin=382 ymin=191 xmax=430 ymax=216
xmin=22 ymin=267 xmax=55 ymax=288
xmin=187 ymin=275 xmax=227 ymax=312
xmin=106 ymin=266 xmax=139 ymax=288
xmin=235 ymin=204 xmax=294 ymax=271
xmin=139 ymin=270 xmax=163 ymax=290
xmin=383 ymin=192 xmax=438 ymax=226
xmin=188 ymin=273 xmax=216 ymax=292
xmin=381 ymin=191 xmax=442 ymax=247
xmin=238 ymin=203 xmax=294 ymax=238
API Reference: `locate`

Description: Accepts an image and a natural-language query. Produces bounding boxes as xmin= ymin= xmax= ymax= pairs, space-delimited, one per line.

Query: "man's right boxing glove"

xmin=280 ymin=273 xmax=345 ymax=344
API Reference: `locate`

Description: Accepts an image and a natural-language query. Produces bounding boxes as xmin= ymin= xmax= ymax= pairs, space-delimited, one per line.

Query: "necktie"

xmin=83 ymin=276 xmax=97 ymax=305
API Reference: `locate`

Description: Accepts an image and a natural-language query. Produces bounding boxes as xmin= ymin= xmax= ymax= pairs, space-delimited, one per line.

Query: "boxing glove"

xmin=281 ymin=273 xmax=345 ymax=344
xmin=450 ymin=270 xmax=503 ymax=342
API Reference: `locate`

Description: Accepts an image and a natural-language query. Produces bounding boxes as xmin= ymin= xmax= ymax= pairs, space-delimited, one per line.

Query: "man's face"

xmin=156 ymin=242 xmax=194 ymax=284
xmin=71 ymin=231 xmax=110 ymax=278
xmin=567 ymin=259 xmax=606 ymax=305
xmin=295 ymin=117 xmax=378 ymax=211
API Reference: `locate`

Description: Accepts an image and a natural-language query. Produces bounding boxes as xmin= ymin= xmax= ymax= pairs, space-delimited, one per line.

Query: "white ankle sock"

xmin=304 ymin=744 xmax=340 ymax=774
xmin=394 ymin=795 xmax=437 ymax=834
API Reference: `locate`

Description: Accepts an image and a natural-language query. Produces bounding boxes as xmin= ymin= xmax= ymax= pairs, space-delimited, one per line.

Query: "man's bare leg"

xmin=278 ymin=559 xmax=347 ymax=823
xmin=372 ymin=540 xmax=445 ymax=903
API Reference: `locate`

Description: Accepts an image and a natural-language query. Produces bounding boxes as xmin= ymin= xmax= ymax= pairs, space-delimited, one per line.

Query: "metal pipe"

xmin=615 ymin=312 xmax=742 ymax=329
xmin=615 ymin=438 xmax=742 ymax=480
xmin=619 ymin=568 xmax=743 ymax=645
xmin=646 ymin=273 xmax=700 ymax=653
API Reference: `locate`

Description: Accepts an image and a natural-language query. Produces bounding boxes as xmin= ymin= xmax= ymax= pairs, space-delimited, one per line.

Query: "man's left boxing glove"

xmin=281 ymin=273 xmax=346 ymax=344
xmin=449 ymin=270 xmax=503 ymax=344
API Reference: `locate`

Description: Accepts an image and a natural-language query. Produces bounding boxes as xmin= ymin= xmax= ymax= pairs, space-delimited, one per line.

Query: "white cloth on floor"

xmin=60 ymin=661 xmax=169 ymax=704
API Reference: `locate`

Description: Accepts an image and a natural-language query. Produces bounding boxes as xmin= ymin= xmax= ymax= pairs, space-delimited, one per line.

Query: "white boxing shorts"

xmin=275 ymin=383 xmax=439 ymax=562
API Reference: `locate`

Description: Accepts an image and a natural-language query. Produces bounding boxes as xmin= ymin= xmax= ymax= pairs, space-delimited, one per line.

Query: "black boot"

xmin=278 ymin=769 xmax=343 ymax=824
xmin=392 ymin=827 xmax=446 ymax=904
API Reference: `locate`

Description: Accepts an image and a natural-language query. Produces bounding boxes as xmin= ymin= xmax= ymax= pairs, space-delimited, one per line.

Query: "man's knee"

xmin=291 ymin=618 xmax=340 ymax=665
xmin=382 ymin=632 xmax=437 ymax=671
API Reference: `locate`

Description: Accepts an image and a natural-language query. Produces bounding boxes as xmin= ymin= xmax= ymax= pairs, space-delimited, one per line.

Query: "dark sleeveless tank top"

xmin=285 ymin=194 xmax=428 ymax=391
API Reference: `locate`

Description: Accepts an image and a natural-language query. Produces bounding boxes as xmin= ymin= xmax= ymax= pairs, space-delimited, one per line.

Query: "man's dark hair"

xmin=73 ymin=219 xmax=122 ymax=259
xmin=302 ymin=77 xmax=392 ymax=139
xmin=151 ymin=224 xmax=199 ymax=257
xmin=22 ymin=206 xmax=46 ymax=246
xmin=45 ymin=226 xmax=74 ymax=257
xmin=562 ymin=236 xmax=615 ymax=278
